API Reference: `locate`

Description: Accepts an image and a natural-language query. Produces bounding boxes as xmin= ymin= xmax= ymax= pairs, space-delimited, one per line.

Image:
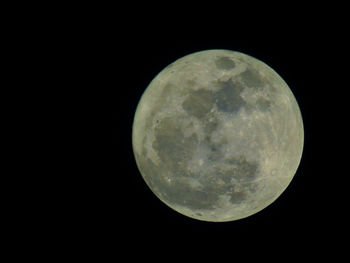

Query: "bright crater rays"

xmin=132 ymin=49 xmax=304 ymax=222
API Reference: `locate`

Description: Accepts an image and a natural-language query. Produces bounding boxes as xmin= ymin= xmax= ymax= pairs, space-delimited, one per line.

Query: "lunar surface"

xmin=132 ymin=49 xmax=304 ymax=222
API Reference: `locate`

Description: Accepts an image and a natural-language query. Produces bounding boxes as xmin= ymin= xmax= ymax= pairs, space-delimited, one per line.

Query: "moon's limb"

xmin=132 ymin=49 xmax=304 ymax=222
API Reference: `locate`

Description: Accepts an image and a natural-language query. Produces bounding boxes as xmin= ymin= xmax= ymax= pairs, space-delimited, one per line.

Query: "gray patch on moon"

xmin=159 ymin=179 xmax=220 ymax=210
xmin=217 ymin=159 xmax=258 ymax=185
xmin=139 ymin=157 xmax=224 ymax=211
xmin=135 ymin=153 xmax=171 ymax=201
xmin=227 ymin=156 xmax=259 ymax=182
xmin=229 ymin=191 xmax=246 ymax=204
xmin=142 ymin=119 xmax=224 ymax=210
xmin=143 ymin=83 xmax=177 ymax=131
xmin=240 ymin=68 xmax=264 ymax=88
xmin=213 ymin=78 xmax=246 ymax=113
xmin=215 ymin=56 xmax=236 ymax=70
xmin=152 ymin=116 xmax=198 ymax=173
xmin=182 ymin=89 xmax=214 ymax=119
xmin=139 ymin=157 xmax=216 ymax=210
xmin=145 ymin=113 xmax=260 ymax=211
xmin=256 ymin=97 xmax=272 ymax=111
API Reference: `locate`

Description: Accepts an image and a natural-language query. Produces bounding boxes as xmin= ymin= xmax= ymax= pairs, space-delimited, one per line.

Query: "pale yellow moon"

xmin=132 ymin=49 xmax=304 ymax=222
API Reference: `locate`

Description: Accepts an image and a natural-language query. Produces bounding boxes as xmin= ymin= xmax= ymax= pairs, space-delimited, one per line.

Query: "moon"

xmin=132 ymin=49 xmax=304 ymax=222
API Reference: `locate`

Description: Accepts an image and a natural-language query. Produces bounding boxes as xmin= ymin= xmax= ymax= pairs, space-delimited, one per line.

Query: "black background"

xmin=111 ymin=16 xmax=345 ymax=257
xmin=4 ymin=4 xmax=347 ymax=260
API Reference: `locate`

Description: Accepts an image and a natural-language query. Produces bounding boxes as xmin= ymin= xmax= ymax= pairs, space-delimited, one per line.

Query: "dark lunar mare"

xmin=182 ymin=79 xmax=247 ymax=117
xmin=213 ymin=78 xmax=246 ymax=113
xmin=182 ymin=89 xmax=214 ymax=119
xmin=135 ymin=112 xmax=260 ymax=211
xmin=240 ymin=68 xmax=264 ymax=88
xmin=215 ymin=56 xmax=236 ymax=70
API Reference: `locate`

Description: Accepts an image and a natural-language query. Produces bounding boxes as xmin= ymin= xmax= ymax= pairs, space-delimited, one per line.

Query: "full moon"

xmin=132 ymin=49 xmax=304 ymax=222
